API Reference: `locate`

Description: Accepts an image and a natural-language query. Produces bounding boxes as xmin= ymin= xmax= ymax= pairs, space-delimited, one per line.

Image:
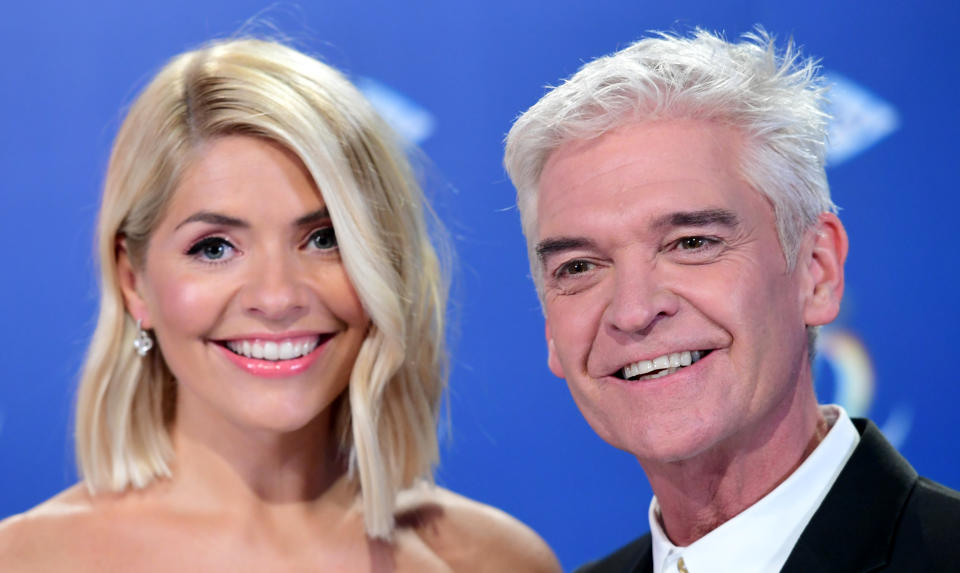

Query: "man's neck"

xmin=642 ymin=387 xmax=826 ymax=546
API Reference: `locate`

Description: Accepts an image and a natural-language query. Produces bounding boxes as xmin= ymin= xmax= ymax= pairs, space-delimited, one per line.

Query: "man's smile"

xmin=612 ymin=349 xmax=714 ymax=381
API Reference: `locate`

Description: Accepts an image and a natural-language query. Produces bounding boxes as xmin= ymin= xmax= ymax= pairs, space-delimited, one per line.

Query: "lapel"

xmin=780 ymin=418 xmax=918 ymax=573
xmin=575 ymin=535 xmax=653 ymax=573
xmin=628 ymin=536 xmax=653 ymax=573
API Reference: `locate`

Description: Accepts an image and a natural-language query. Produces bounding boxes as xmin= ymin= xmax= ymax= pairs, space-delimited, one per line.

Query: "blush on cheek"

xmin=152 ymin=271 xmax=225 ymax=338
xmin=313 ymin=268 xmax=368 ymax=326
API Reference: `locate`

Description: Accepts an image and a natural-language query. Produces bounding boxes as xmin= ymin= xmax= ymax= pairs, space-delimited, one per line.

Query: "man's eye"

xmin=308 ymin=227 xmax=338 ymax=250
xmin=187 ymin=237 xmax=234 ymax=261
xmin=668 ymin=235 xmax=724 ymax=263
xmin=678 ymin=236 xmax=708 ymax=250
xmin=557 ymin=260 xmax=594 ymax=277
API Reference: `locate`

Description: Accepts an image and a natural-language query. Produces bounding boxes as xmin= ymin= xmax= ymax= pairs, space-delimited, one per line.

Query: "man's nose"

xmin=240 ymin=251 xmax=309 ymax=325
xmin=603 ymin=263 xmax=679 ymax=336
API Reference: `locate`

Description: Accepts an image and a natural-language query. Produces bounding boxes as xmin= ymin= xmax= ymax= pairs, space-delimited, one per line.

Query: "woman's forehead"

xmin=161 ymin=136 xmax=328 ymax=227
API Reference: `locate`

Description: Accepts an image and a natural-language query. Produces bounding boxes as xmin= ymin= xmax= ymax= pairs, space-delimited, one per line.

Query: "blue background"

xmin=1 ymin=1 xmax=957 ymax=570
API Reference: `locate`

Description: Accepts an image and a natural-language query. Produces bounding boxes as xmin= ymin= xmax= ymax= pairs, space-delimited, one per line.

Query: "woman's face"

xmin=120 ymin=136 xmax=370 ymax=435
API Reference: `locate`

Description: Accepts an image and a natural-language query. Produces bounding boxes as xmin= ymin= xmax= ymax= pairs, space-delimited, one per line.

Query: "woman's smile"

xmin=212 ymin=333 xmax=333 ymax=378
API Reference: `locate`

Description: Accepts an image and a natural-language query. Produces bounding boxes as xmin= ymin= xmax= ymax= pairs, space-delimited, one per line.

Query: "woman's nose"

xmin=240 ymin=251 xmax=310 ymax=325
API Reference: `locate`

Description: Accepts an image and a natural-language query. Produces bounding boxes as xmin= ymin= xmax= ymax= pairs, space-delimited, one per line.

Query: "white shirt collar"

xmin=649 ymin=405 xmax=860 ymax=573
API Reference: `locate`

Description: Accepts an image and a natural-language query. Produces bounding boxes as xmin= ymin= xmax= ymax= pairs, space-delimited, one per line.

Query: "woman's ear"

xmin=116 ymin=237 xmax=152 ymax=328
xmin=801 ymin=213 xmax=849 ymax=327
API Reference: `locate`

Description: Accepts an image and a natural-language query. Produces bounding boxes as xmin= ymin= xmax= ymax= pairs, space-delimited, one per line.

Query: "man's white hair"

xmin=504 ymin=28 xmax=836 ymax=298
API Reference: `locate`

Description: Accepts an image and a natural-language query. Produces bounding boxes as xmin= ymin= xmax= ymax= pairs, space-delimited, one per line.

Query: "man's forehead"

xmin=535 ymin=119 xmax=768 ymax=231
xmin=541 ymin=118 xmax=745 ymax=176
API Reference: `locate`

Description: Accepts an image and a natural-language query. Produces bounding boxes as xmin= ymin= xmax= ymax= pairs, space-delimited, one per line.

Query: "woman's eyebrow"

xmin=172 ymin=208 xmax=331 ymax=231
xmin=294 ymin=208 xmax=330 ymax=228
xmin=175 ymin=211 xmax=248 ymax=230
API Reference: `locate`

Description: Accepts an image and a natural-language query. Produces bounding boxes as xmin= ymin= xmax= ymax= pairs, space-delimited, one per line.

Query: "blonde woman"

xmin=0 ymin=38 xmax=559 ymax=572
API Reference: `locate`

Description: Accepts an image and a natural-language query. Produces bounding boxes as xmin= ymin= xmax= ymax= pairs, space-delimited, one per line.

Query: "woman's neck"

xmin=164 ymin=396 xmax=351 ymax=517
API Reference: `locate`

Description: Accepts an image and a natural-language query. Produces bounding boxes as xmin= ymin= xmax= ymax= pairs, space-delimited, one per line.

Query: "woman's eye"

xmin=308 ymin=227 xmax=338 ymax=250
xmin=186 ymin=237 xmax=235 ymax=261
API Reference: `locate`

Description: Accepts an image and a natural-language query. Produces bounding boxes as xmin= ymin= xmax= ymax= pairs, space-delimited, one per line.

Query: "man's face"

xmin=536 ymin=119 xmax=832 ymax=464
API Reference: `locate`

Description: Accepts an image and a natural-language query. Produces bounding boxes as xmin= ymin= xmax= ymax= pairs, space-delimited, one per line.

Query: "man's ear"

xmin=116 ymin=237 xmax=152 ymax=328
xmin=802 ymin=213 xmax=849 ymax=326
xmin=545 ymin=321 xmax=565 ymax=378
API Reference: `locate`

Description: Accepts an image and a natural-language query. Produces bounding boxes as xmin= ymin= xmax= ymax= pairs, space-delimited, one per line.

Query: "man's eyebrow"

xmin=535 ymin=210 xmax=736 ymax=258
xmin=294 ymin=208 xmax=330 ymax=227
xmin=536 ymin=237 xmax=597 ymax=261
xmin=654 ymin=209 xmax=739 ymax=229
xmin=175 ymin=211 xmax=248 ymax=230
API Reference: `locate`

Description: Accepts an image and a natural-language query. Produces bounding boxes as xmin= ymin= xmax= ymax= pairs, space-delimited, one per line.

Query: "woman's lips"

xmin=224 ymin=336 xmax=321 ymax=361
xmin=213 ymin=334 xmax=331 ymax=378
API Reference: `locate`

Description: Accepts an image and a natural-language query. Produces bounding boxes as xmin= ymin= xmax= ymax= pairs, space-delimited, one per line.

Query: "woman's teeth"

xmin=620 ymin=350 xmax=707 ymax=381
xmin=225 ymin=338 xmax=319 ymax=361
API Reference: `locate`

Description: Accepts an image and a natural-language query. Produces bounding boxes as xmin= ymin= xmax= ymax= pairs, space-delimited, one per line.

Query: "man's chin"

xmin=600 ymin=422 xmax=726 ymax=466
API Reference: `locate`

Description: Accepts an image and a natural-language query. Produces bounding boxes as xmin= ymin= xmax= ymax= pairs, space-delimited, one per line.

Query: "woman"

xmin=0 ymin=38 xmax=559 ymax=572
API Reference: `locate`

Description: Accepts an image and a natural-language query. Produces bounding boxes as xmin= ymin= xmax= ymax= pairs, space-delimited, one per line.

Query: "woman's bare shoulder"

xmin=395 ymin=484 xmax=561 ymax=573
xmin=0 ymin=484 xmax=121 ymax=569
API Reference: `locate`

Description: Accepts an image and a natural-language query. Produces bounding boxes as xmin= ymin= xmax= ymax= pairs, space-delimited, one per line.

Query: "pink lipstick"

xmin=213 ymin=334 xmax=329 ymax=378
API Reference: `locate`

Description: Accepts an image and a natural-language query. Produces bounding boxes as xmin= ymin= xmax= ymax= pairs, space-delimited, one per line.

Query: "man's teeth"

xmin=225 ymin=338 xmax=319 ymax=361
xmin=621 ymin=350 xmax=706 ymax=381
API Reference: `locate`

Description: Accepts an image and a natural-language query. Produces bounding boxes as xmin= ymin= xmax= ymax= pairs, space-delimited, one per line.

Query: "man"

xmin=504 ymin=29 xmax=960 ymax=572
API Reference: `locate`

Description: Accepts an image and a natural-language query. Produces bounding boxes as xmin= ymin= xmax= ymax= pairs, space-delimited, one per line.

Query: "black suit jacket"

xmin=575 ymin=419 xmax=960 ymax=573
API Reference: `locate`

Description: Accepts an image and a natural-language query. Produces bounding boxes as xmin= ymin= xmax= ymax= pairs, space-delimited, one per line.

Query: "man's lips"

xmin=610 ymin=349 xmax=715 ymax=382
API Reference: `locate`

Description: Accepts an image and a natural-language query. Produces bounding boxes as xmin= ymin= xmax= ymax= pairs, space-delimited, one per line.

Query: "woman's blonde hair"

xmin=75 ymin=38 xmax=448 ymax=539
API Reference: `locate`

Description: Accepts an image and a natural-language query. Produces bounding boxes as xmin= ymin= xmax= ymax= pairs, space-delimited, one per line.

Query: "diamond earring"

xmin=133 ymin=319 xmax=154 ymax=357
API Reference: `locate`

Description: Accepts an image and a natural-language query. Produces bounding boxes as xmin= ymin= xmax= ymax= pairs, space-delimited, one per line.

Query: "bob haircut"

xmin=75 ymin=38 xmax=448 ymax=539
xmin=505 ymin=28 xmax=837 ymax=299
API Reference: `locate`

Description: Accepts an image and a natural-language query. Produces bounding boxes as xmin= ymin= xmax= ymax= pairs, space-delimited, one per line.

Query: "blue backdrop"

xmin=1 ymin=1 xmax=958 ymax=570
